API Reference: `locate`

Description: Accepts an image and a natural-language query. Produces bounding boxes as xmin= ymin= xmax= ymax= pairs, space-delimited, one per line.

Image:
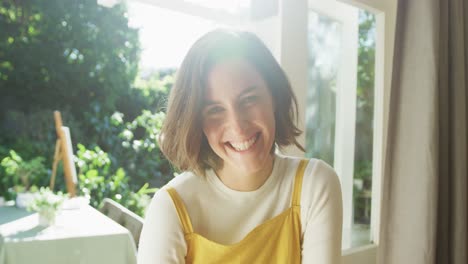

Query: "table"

xmin=0 ymin=204 xmax=137 ymax=264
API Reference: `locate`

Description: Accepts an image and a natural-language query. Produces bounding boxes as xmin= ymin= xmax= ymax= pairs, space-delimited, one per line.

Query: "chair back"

xmin=100 ymin=198 xmax=144 ymax=248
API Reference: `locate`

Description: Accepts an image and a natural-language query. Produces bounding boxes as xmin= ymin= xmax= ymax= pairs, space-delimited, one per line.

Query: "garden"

xmin=0 ymin=0 xmax=176 ymax=217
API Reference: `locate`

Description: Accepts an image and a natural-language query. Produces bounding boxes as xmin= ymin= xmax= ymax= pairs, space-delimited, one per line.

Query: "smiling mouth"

xmin=227 ymin=133 xmax=260 ymax=152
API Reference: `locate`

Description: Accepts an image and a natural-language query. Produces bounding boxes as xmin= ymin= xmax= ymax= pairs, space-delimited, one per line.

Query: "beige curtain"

xmin=378 ymin=0 xmax=467 ymax=263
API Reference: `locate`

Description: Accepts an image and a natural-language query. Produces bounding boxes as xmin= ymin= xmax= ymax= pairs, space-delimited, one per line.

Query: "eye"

xmin=241 ymin=95 xmax=258 ymax=105
xmin=204 ymin=105 xmax=224 ymax=116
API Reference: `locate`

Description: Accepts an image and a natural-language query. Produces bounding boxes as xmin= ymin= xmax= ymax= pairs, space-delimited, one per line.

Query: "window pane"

xmin=306 ymin=6 xmax=376 ymax=249
xmin=305 ymin=11 xmax=341 ymax=165
xmin=352 ymin=9 xmax=376 ymax=245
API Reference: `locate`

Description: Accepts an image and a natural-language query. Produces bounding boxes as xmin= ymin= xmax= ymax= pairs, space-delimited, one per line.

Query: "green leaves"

xmin=0 ymin=150 xmax=47 ymax=191
xmin=0 ymin=1 xmax=171 ymax=217
xmin=0 ymin=0 xmax=140 ymax=119
xmin=1 ymin=150 xmax=22 ymax=176
xmin=76 ymin=143 xmax=156 ymax=217
xmin=76 ymin=143 xmax=111 ymax=173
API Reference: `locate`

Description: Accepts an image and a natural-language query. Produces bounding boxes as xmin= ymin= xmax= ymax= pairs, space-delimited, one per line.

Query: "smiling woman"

xmin=202 ymin=59 xmax=276 ymax=191
xmin=138 ymin=29 xmax=343 ymax=264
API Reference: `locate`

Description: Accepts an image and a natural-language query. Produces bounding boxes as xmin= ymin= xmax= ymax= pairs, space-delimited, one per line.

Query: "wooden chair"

xmin=99 ymin=198 xmax=144 ymax=248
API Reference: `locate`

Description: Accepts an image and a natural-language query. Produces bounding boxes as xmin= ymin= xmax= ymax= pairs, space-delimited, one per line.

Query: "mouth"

xmin=226 ymin=132 xmax=260 ymax=152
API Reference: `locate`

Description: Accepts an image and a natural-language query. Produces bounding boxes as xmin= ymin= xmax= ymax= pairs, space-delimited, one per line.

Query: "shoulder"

xmin=304 ymin=159 xmax=341 ymax=192
xmin=145 ymin=171 xmax=201 ymax=216
xmin=138 ymin=177 xmax=189 ymax=263
xmin=299 ymin=159 xmax=343 ymax=262
xmin=300 ymin=158 xmax=342 ymax=221
xmin=162 ymin=170 xmax=206 ymax=204
xmin=277 ymin=154 xmax=341 ymax=214
xmin=276 ymin=154 xmax=340 ymax=188
xmin=165 ymin=170 xmax=200 ymax=188
xmin=165 ymin=170 xmax=205 ymax=194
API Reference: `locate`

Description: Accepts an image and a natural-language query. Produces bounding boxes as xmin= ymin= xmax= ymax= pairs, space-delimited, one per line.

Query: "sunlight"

xmin=184 ymin=0 xmax=250 ymax=14
xmin=127 ymin=1 xmax=226 ymax=70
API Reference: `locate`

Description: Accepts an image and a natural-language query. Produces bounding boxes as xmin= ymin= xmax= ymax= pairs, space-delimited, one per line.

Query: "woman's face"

xmin=202 ymin=59 xmax=276 ymax=177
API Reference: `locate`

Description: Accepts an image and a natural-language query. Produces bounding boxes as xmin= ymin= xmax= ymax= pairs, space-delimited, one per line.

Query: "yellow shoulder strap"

xmin=292 ymin=159 xmax=309 ymax=207
xmin=166 ymin=187 xmax=194 ymax=234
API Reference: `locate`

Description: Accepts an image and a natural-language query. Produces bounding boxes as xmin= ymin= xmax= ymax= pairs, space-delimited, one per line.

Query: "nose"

xmin=227 ymin=107 xmax=248 ymax=134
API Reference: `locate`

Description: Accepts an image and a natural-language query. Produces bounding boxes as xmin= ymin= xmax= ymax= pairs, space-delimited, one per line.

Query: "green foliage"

xmin=0 ymin=0 xmax=140 ymax=117
xmin=125 ymin=183 xmax=157 ymax=217
xmin=353 ymin=10 xmax=376 ymax=225
xmin=75 ymin=143 xmax=120 ymax=207
xmin=0 ymin=150 xmax=48 ymax=196
xmin=70 ymin=108 xmax=171 ymax=217
xmin=116 ymin=110 xmax=173 ymax=188
xmin=120 ymin=69 xmax=175 ymax=119
xmin=353 ymin=160 xmax=372 ymax=222
xmin=355 ymin=10 xmax=376 ymax=162
xmin=0 ymin=0 xmax=175 ymax=217
xmin=0 ymin=109 xmax=83 ymax=165
xmin=78 ymin=108 xmax=174 ymax=189
xmin=75 ymin=144 xmax=157 ymax=217
xmin=0 ymin=0 xmax=141 ymax=173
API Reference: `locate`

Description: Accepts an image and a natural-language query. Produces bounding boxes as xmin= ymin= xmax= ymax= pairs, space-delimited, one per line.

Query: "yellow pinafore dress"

xmin=166 ymin=160 xmax=308 ymax=263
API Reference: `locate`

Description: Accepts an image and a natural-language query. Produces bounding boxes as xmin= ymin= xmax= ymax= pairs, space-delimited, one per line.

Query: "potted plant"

xmin=1 ymin=150 xmax=47 ymax=208
xmin=27 ymin=187 xmax=65 ymax=226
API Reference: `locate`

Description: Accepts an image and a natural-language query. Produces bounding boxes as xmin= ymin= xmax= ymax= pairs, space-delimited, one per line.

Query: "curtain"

xmin=436 ymin=0 xmax=467 ymax=262
xmin=378 ymin=0 xmax=467 ymax=263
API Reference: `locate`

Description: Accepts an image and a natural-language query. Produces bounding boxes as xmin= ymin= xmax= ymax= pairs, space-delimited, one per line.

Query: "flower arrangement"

xmin=27 ymin=187 xmax=65 ymax=226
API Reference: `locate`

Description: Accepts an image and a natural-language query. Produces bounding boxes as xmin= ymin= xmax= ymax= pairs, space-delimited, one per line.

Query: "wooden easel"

xmin=49 ymin=111 xmax=77 ymax=197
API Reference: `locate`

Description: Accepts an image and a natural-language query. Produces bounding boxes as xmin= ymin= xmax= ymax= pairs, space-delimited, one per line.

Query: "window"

xmin=306 ymin=5 xmax=377 ymax=250
xmin=277 ymin=0 xmax=398 ymax=262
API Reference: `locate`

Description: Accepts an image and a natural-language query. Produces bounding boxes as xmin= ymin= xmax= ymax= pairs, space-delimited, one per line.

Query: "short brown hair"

xmin=159 ymin=29 xmax=303 ymax=176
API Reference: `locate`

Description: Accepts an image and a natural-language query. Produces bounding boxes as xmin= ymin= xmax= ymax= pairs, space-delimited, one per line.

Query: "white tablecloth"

xmin=0 ymin=204 xmax=137 ymax=264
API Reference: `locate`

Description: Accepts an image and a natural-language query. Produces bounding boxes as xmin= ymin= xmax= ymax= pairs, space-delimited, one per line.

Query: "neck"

xmin=215 ymin=154 xmax=275 ymax=192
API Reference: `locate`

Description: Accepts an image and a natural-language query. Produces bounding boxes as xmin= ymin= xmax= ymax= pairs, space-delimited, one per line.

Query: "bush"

xmin=0 ymin=0 xmax=140 ymax=118
xmin=0 ymin=1 xmax=175 ymax=215
xmin=0 ymin=0 xmax=141 ymax=168
xmin=77 ymin=107 xmax=174 ymax=189
xmin=114 ymin=110 xmax=174 ymax=187
xmin=0 ymin=150 xmax=48 ymax=199
xmin=75 ymin=144 xmax=157 ymax=217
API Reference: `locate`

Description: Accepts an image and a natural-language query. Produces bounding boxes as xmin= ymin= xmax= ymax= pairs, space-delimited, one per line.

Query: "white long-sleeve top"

xmin=138 ymin=154 xmax=343 ymax=263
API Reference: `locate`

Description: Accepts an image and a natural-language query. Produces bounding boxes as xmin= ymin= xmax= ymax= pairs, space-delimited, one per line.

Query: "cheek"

xmin=203 ymin=120 xmax=221 ymax=144
xmin=268 ymin=113 xmax=276 ymax=131
xmin=265 ymin=114 xmax=276 ymax=139
xmin=255 ymin=105 xmax=275 ymax=133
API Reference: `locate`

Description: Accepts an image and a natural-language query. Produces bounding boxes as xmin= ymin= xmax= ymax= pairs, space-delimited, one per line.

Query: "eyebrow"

xmin=240 ymin=86 xmax=257 ymax=96
xmin=203 ymin=86 xmax=258 ymax=106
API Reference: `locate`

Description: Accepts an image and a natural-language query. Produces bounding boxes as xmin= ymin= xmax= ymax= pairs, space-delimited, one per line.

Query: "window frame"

xmin=306 ymin=2 xmax=360 ymax=250
xmin=270 ymin=0 xmax=397 ymax=263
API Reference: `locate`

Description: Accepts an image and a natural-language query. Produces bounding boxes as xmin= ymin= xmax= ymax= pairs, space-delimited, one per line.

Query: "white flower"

xmin=27 ymin=187 xmax=65 ymax=213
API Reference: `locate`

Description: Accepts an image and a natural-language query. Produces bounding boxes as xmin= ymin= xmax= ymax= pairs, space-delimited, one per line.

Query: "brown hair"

xmin=159 ymin=29 xmax=304 ymax=176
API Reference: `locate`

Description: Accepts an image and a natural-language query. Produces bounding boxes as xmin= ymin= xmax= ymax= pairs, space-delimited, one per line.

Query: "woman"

xmin=138 ymin=29 xmax=343 ymax=263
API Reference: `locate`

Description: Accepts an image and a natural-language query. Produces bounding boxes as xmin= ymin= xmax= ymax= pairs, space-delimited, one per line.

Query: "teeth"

xmin=230 ymin=135 xmax=257 ymax=151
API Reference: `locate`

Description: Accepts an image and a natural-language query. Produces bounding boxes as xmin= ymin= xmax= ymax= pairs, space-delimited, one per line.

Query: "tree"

xmin=0 ymin=0 xmax=140 ymax=143
xmin=0 ymin=0 xmax=140 ymax=157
